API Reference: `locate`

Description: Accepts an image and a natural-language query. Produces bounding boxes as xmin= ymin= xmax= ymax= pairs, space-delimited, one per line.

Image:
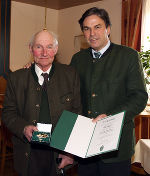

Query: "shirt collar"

xmin=35 ymin=64 xmax=51 ymax=78
xmin=92 ymin=40 xmax=110 ymax=58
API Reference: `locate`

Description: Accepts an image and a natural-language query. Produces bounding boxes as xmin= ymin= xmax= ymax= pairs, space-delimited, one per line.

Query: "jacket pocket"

xmin=60 ymin=92 xmax=73 ymax=104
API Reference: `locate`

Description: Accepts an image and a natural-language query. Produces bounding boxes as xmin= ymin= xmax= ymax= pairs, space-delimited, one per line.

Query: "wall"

xmin=10 ymin=1 xmax=59 ymax=71
xmin=10 ymin=0 xmax=122 ymax=70
xmin=58 ymin=0 xmax=122 ymax=64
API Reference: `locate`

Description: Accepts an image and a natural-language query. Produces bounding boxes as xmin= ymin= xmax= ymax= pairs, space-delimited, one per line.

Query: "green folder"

xmin=50 ymin=110 xmax=125 ymax=158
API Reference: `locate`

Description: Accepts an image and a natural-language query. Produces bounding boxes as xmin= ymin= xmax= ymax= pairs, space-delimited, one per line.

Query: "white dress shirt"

xmin=35 ymin=64 xmax=51 ymax=85
xmin=92 ymin=40 xmax=110 ymax=58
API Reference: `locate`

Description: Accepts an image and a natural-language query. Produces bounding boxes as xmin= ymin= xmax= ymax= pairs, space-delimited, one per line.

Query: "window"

xmin=141 ymin=0 xmax=150 ymax=51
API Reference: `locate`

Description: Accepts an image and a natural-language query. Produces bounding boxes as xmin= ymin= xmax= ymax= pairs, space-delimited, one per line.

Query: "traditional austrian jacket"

xmin=70 ymin=43 xmax=148 ymax=163
xmin=2 ymin=63 xmax=82 ymax=175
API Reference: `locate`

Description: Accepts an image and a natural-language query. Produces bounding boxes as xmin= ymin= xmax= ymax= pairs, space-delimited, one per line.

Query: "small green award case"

xmin=31 ymin=131 xmax=51 ymax=144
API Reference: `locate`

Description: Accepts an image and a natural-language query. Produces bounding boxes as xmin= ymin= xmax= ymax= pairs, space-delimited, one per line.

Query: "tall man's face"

xmin=82 ymin=15 xmax=110 ymax=51
xmin=30 ymin=31 xmax=58 ymax=72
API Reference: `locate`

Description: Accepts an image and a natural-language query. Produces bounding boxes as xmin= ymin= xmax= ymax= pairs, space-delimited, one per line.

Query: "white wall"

xmin=58 ymin=0 xmax=122 ymax=64
xmin=10 ymin=0 xmax=121 ymax=70
xmin=10 ymin=1 xmax=59 ymax=71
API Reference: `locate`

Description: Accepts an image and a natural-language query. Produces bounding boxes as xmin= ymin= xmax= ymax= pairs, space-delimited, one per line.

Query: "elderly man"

xmin=70 ymin=7 xmax=148 ymax=176
xmin=2 ymin=30 xmax=81 ymax=176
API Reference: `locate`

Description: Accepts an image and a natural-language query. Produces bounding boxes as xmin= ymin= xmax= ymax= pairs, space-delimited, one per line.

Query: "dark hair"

xmin=79 ymin=7 xmax=111 ymax=31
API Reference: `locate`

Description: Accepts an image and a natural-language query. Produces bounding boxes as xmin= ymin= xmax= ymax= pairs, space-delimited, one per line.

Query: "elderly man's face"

xmin=82 ymin=15 xmax=110 ymax=51
xmin=30 ymin=31 xmax=58 ymax=71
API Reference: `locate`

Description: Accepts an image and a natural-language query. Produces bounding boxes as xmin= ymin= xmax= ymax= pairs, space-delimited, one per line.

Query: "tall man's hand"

xmin=92 ymin=114 xmax=107 ymax=123
xmin=23 ymin=61 xmax=34 ymax=69
xmin=23 ymin=125 xmax=38 ymax=142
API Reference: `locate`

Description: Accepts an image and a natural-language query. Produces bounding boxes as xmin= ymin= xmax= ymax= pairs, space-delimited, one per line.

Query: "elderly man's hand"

xmin=58 ymin=153 xmax=74 ymax=169
xmin=23 ymin=125 xmax=38 ymax=142
xmin=92 ymin=114 xmax=107 ymax=123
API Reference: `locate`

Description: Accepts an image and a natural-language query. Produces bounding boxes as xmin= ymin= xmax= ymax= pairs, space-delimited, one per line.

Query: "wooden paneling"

xmin=0 ymin=76 xmax=7 ymax=108
xmin=0 ymin=0 xmax=11 ymax=76
xmin=131 ymin=110 xmax=150 ymax=175
xmin=0 ymin=76 xmax=7 ymax=93
xmin=134 ymin=109 xmax=150 ymax=143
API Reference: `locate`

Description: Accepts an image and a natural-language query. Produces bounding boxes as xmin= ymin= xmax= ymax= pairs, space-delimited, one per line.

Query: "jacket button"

xmin=32 ymin=120 xmax=37 ymax=124
xmin=88 ymin=111 xmax=91 ymax=114
xmin=25 ymin=152 xmax=28 ymax=157
xmin=35 ymin=104 xmax=40 ymax=108
xmin=92 ymin=93 xmax=96 ymax=97
xmin=37 ymin=87 xmax=41 ymax=91
xmin=66 ymin=98 xmax=70 ymax=102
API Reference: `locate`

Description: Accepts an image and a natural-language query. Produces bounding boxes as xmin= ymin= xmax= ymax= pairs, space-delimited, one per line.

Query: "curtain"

xmin=141 ymin=0 xmax=150 ymax=51
xmin=0 ymin=0 xmax=11 ymax=77
xmin=121 ymin=0 xmax=142 ymax=51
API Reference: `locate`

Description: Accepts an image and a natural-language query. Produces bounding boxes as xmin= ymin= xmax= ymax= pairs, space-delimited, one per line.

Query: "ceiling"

xmin=12 ymin=0 xmax=102 ymax=10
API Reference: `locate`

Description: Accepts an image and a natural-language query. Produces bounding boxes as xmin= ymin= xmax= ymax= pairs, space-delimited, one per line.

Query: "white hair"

xmin=29 ymin=29 xmax=58 ymax=48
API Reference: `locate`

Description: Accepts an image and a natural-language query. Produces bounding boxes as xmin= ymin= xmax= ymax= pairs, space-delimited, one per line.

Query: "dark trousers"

xmin=28 ymin=144 xmax=57 ymax=176
xmin=78 ymin=158 xmax=131 ymax=176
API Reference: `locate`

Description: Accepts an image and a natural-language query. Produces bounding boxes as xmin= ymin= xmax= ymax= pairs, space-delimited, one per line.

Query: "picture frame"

xmin=74 ymin=34 xmax=89 ymax=52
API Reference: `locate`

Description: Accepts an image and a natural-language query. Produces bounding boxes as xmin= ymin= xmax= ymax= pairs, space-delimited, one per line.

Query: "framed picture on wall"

xmin=74 ymin=35 xmax=89 ymax=52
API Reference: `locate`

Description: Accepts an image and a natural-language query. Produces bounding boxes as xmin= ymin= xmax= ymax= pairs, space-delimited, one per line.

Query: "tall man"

xmin=70 ymin=7 xmax=148 ymax=176
xmin=2 ymin=30 xmax=81 ymax=176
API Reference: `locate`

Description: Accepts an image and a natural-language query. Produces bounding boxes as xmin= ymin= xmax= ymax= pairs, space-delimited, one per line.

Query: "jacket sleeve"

xmin=2 ymin=73 xmax=31 ymax=141
xmin=70 ymin=55 xmax=77 ymax=68
xmin=72 ymin=68 xmax=82 ymax=115
xmin=107 ymin=51 xmax=148 ymax=123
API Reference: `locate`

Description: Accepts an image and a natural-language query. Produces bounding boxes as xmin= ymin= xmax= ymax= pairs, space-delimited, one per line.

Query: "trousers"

xmin=78 ymin=157 xmax=131 ymax=176
xmin=28 ymin=144 xmax=57 ymax=176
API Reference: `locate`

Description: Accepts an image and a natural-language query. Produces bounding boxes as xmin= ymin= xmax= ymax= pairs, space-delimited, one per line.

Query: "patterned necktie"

xmin=41 ymin=73 xmax=49 ymax=90
xmin=94 ymin=52 xmax=101 ymax=58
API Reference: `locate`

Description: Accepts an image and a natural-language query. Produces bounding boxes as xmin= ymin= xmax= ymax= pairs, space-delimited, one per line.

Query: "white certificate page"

xmin=86 ymin=112 xmax=124 ymax=157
